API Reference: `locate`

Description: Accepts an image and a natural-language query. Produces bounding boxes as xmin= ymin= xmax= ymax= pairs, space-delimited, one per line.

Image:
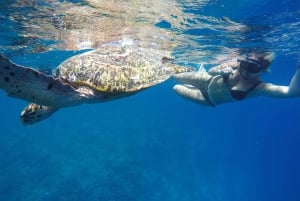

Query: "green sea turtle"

xmin=0 ymin=45 xmax=193 ymax=125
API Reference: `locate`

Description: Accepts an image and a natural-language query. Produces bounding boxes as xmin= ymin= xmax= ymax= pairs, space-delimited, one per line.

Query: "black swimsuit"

xmin=223 ymin=74 xmax=261 ymax=100
xmin=199 ymin=74 xmax=261 ymax=107
xmin=199 ymin=77 xmax=215 ymax=107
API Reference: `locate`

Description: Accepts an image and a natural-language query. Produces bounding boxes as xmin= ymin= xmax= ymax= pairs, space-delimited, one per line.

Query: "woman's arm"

xmin=287 ymin=65 xmax=300 ymax=96
xmin=255 ymin=67 xmax=300 ymax=97
xmin=208 ymin=59 xmax=240 ymax=76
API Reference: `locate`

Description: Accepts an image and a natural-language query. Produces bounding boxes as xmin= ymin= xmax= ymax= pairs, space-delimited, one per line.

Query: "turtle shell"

xmin=56 ymin=46 xmax=191 ymax=94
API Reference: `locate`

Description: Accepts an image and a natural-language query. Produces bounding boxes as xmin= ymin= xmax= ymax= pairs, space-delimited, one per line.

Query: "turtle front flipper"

xmin=21 ymin=103 xmax=58 ymax=125
xmin=0 ymin=55 xmax=88 ymax=107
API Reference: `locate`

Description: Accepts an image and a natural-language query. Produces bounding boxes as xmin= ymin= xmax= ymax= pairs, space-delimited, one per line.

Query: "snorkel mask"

xmin=239 ymin=59 xmax=265 ymax=73
xmin=238 ymin=58 xmax=266 ymax=80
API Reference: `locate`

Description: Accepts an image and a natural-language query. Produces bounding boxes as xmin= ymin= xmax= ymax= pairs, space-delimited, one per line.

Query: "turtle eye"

xmin=162 ymin=57 xmax=174 ymax=64
xmin=55 ymin=69 xmax=60 ymax=77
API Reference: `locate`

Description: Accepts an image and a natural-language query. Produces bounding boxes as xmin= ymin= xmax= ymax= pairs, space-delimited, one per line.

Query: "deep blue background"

xmin=0 ymin=1 xmax=300 ymax=201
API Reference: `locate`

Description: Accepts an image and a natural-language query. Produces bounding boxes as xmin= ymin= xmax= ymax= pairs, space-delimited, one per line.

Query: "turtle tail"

xmin=20 ymin=103 xmax=58 ymax=125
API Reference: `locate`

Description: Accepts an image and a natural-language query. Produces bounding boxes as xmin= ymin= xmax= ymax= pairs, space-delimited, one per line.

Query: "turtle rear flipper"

xmin=0 ymin=55 xmax=86 ymax=107
xmin=21 ymin=103 xmax=58 ymax=125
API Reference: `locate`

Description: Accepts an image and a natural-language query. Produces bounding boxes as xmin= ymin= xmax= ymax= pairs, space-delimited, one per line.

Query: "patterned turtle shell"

xmin=56 ymin=45 xmax=193 ymax=94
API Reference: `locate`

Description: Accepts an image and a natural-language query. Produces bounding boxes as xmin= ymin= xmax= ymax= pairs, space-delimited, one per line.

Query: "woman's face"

xmin=239 ymin=59 xmax=263 ymax=73
xmin=238 ymin=60 xmax=261 ymax=80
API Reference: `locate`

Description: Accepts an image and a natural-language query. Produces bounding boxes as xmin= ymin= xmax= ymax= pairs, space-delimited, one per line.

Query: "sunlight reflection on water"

xmin=1 ymin=0 xmax=300 ymax=66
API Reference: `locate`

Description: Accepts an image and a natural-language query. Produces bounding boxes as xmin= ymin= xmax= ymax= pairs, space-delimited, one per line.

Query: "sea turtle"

xmin=0 ymin=45 xmax=194 ymax=125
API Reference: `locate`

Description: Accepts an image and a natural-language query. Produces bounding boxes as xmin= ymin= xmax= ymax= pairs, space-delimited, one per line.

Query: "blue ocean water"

xmin=0 ymin=1 xmax=300 ymax=201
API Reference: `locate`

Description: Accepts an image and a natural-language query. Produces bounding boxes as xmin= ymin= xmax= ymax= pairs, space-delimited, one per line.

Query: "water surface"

xmin=0 ymin=1 xmax=300 ymax=201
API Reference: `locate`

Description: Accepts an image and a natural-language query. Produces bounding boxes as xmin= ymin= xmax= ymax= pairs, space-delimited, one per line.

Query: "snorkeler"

xmin=172 ymin=52 xmax=300 ymax=107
